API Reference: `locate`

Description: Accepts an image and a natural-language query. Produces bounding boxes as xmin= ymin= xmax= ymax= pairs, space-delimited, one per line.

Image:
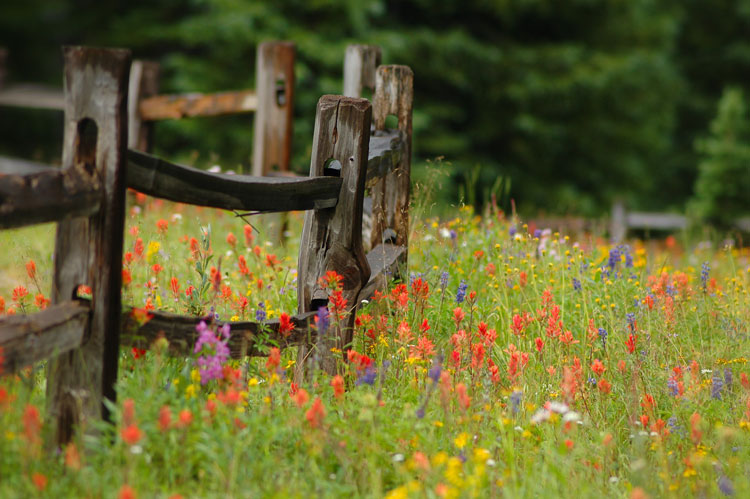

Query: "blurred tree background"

xmin=1 ymin=0 xmax=749 ymax=218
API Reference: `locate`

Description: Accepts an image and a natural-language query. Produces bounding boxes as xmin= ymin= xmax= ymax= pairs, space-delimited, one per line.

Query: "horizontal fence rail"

xmin=0 ymin=84 xmax=64 ymax=110
xmin=0 ymin=301 xmax=90 ymax=375
xmin=138 ymin=89 xmax=258 ymax=121
xmin=126 ymin=149 xmax=343 ymax=212
xmin=0 ymin=158 xmax=101 ymax=229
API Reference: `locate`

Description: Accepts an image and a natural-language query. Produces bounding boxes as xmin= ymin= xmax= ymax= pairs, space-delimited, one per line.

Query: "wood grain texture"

xmin=370 ymin=66 xmax=413 ymax=263
xmin=121 ymin=309 xmax=317 ymax=358
xmin=127 ymin=60 xmax=160 ymax=151
xmin=343 ymin=45 xmax=382 ymax=98
xmin=366 ymin=129 xmax=402 ymax=188
xmin=127 ymin=149 xmax=342 ymax=212
xmin=138 ymin=89 xmax=256 ymax=121
xmin=252 ymin=42 xmax=295 ymax=176
xmin=0 ymin=301 xmax=89 ymax=375
xmin=0 ymin=163 xmax=101 ymax=229
xmin=46 ymin=46 xmax=131 ymax=445
xmin=296 ymin=95 xmax=372 ymax=377
xmin=357 ymin=243 xmax=407 ymax=303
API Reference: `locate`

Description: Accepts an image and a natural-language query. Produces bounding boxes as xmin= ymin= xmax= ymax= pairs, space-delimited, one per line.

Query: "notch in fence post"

xmin=370 ymin=66 xmax=414 ymax=264
xmin=46 ymin=46 xmax=131 ymax=446
xmin=127 ymin=60 xmax=160 ymax=152
xmin=252 ymin=41 xmax=295 ymax=176
xmin=296 ymin=95 xmax=372 ymax=378
xmin=343 ymin=44 xmax=382 ymax=98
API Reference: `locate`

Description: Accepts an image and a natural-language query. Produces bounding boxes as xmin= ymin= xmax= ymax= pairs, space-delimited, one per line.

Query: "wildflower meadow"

xmin=1 ymin=185 xmax=750 ymax=498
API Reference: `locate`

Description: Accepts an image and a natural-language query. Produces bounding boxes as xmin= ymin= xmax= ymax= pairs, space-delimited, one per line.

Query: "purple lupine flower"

xmin=193 ymin=321 xmax=231 ymax=384
xmin=598 ymin=328 xmax=607 ymax=348
xmin=533 ymin=229 xmax=542 ymax=238
xmin=456 ymin=280 xmax=468 ymax=304
xmin=718 ymin=475 xmax=735 ymax=496
xmin=712 ymin=371 xmax=724 ymax=400
xmin=508 ymin=226 xmax=517 ymax=236
xmin=356 ymin=366 xmax=377 ymax=386
xmin=667 ymin=378 xmax=679 ymax=397
xmin=428 ymin=355 xmax=443 ymax=383
xmin=255 ymin=302 xmax=266 ymax=322
xmin=509 ymin=390 xmax=522 ymax=414
xmin=724 ymin=368 xmax=733 ymax=390
xmin=572 ymin=278 xmax=581 ymax=291
xmin=316 ymin=306 xmax=329 ymax=336
xmin=440 ymin=271 xmax=450 ymax=290
xmin=607 ymin=247 xmax=621 ymax=271
xmin=701 ymin=262 xmax=710 ymax=292
xmin=626 ymin=313 xmax=636 ymax=332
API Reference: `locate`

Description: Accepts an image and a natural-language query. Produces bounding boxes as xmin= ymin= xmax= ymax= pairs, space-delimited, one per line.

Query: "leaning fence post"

xmin=343 ymin=44 xmax=382 ymax=98
xmin=296 ymin=95 xmax=372 ymax=378
xmin=370 ymin=66 xmax=414 ymax=261
xmin=46 ymin=46 xmax=131 ymax=446
xmin=252 ymin=41 xmax=295 ymax=176
xmin=127 ymin=60 xmax=160 ymax=152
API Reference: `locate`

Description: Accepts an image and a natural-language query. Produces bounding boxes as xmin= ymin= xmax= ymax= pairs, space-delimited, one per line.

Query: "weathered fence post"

xmin=370 ymin=66 xmax=414 ymax=260
xmin=296 ymin=95 xmax=372 ymax=378
xmin=343 ymin=44 xmax=382 ymax=98
xmin=46 ymin=46 xmax=130 ymax=445
xmin=127 ymin=60 xmax=160 ymax=152
xmin=610 ymin=199 xmax=627 ymax=243
xmin=252 ymin=41 xmax=295 ymax=176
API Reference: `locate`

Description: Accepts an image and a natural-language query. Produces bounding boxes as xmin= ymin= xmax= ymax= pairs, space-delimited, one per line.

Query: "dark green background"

xmin=2 ymin=0 xmax=749 ymax=217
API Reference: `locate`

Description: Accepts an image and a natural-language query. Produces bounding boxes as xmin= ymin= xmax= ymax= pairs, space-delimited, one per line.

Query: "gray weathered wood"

xmin=46 ymin=46 xmax=131 ymax=446
xmin=127 ymin=60 xmax=160 ymax=151
xmin=0 ymin=301 xmax=89 ymax=376
xmin=343 ymin=45 xmax=382 ymax=98
xmin=121 ymin=309 xmax=317 ymax=358
xmin=252 ymin=42 xmax=295 ymax=176
xmin=138 ymin=89 xmax=256 ymax=121
xmin=0 ymin=163 xmax=101 ymax=229
xmin=610 ymin=200 xmax=627 ymax=242
xmin=370 ymin=66 xmax=413 ymax=258
xmin=296 ymin=95 xmax=372 ymax=377
xmin=0 ymin=155 xmax=56 ymax=174
xmin=366 ymin=129 xmax=403 ymax=188
xmin=0 ymin=84 xmax=65 ymax=110
xmin=127 ymin=149 xmax=342 ymax=212
xmin=627 ymin=212 xmax=688 ymax=231
xmin=357 ymin=243 xmax=407 ymax=303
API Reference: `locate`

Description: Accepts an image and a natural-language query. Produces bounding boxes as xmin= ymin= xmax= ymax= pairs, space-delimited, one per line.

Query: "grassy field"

xmin=1 ymin=190 xmax=749 ymax=498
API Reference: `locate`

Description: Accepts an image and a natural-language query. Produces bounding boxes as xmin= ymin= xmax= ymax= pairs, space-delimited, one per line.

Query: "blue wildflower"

xmin=255 ymin=302 xmax=266 ymax=322
xmin=712 ymin=371 xmax=723 ymax=400
xmin=724 ymin=368 xmax=733 ymax=391
xmin=316 ymin=306 xmax=329 ymax=337
xmin=509 ymin=226 xmax=517 ymax=236
xmin=440 ymin=271 xmax=449 ymax=290
xmin=533 ymin=229 xmax=542 ymax=238
xmin=572 ymin=278 xmax=581 ymax=291
xmin=356 ymin=366 xmax=378 ymax=386
xmin=456 ymin=280 xmax=468 ymax=304
xmin=718 ymin=475 xmax=735 ymax=496
xmin=428 ymin=355 xmax=443 ymax=383
xmin=598 ymin=328 xmax=607 ymax=348
xmin=701 ymin=262 xmax=710 ymax=292
xmin=626 ymin=313 xmax=636 ymax=332
xmin=509 ymin=391 xmax=522 ymax=414
xmin=667 ymin=378 xmax=679 ymax=397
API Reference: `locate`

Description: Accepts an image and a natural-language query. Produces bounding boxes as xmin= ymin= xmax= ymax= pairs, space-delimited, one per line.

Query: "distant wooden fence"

xmin=610 ymin=200 xmax=750 ymax=241
xmin=0 ymin=42 xmax=294 ymax=175
xmin=0 ymin=45 xmax=412 ymax=446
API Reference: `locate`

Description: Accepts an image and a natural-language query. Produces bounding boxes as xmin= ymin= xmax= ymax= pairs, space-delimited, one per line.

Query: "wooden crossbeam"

xmin=138 ymin=89 xmax=257 ymax=121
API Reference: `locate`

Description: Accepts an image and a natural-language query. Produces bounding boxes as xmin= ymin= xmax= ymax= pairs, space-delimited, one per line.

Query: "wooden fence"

xmin=0 ymin=45 xmax=413 ymax=446
xmin=0 ymin=42 xmax=294 ymax=175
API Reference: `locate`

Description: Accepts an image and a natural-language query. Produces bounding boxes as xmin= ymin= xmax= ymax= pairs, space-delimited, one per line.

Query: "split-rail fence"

xmin=0 ymin=44 xmax=413 ymax=447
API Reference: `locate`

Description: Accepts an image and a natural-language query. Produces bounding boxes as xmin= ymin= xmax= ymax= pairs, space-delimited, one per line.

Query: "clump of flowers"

xmin=193 ymin=321 xmax=231 ymax=384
